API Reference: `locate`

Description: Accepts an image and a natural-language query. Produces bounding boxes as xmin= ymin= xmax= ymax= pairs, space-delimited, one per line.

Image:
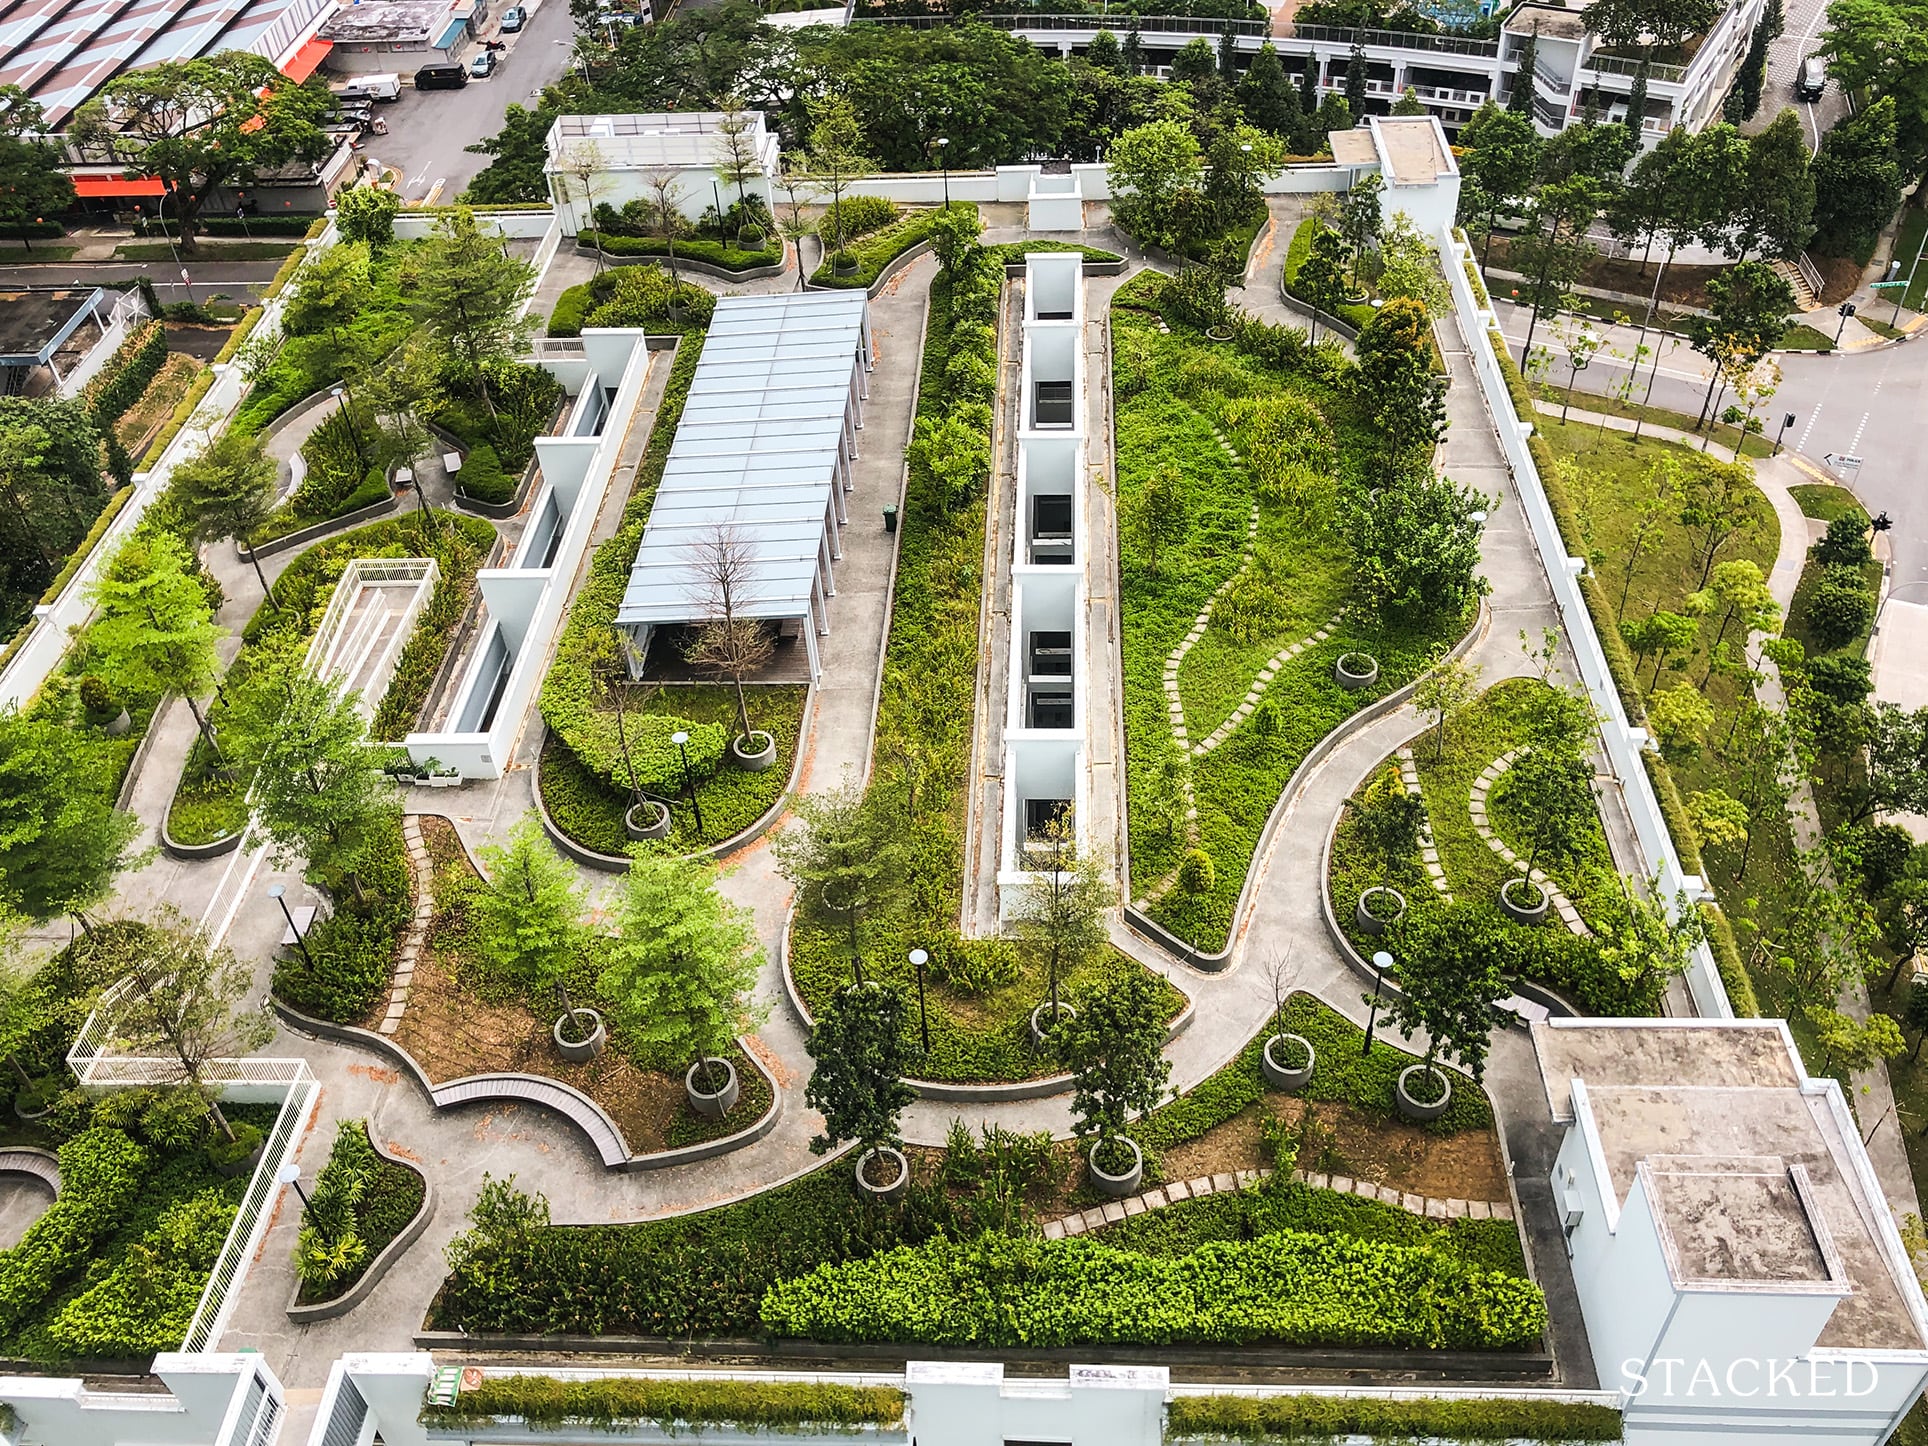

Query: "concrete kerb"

xmin=112 ymin=694 xmax=173 ymax=813
xmin=1123 ymin=595 xmax=1491 ymax=973
xmin=804 ymin=239 xmax=935 ymax=299
xmin=776 ymin=902 xmax=1196 ymax=1103
xmin=284 ymin=1127 xmax=436 ymax=1324
xmin=158 ymin=757 xmax=244 ymax=861
xmin=573 ymin=240 xmax=789 ymax=284
xmin=241 ymin=492 xmax=402 ymax=564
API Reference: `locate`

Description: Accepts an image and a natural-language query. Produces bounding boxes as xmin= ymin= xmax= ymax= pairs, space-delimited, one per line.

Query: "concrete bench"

xmin=0 ymin=1147 xmax=61 ymax=1198
xmin=430 ymin=1074 xmax=627 ymax=1167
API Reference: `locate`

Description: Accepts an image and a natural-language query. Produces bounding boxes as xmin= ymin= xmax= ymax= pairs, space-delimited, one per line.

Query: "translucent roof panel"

xmin=617 ymin=292 xmax=869 ymax=627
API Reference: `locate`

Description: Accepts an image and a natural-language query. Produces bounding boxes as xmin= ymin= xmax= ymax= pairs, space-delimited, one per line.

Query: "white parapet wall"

xmin=998 ymin=254 xmax=1093 ymax=921
xmin=404 ymin=328 xmax=654 ymax=779
xmin=2 ymin=1354 xmax=287 ymax=1446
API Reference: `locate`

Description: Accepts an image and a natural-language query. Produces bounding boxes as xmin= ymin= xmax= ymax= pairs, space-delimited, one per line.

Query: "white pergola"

xmin=616 ymin=291 xmax=872 ymax=679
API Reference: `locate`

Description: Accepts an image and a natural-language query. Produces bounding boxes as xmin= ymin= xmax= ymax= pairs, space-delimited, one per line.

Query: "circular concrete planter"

xmin=553 ymin=1008 xmax=606 ymax=1063
xmin=1396 ymin=1064 xmax=1453 ymax=1122
xmin=1205 ymin=324 xmax=1235 ymax=343
xmin=104 ymin=707 xmax=132 ymax=737
xmin=831 ymin=253 xmax=860 ymax=277
xmin=624 ymin=801 xmax=671 ymax=841
xmin=1355 ymin=885 xmax=1406 ymax=936
xmin=1261 ymin=1032 xmax=1316 ymax=1091
xmin=856 ymin=1145 xmax=910 ymax=1202
xmin=1029 ymin=1000 xmax=1076 ymax=1049
xmin=1335 ymin=651 xmax=1380 ymax=690
xmin=11 ymin=1081 xmax=56 ymax=1122
xmin=684 ymin=1058 xmax=740 ymax=1118
xmin=1088 ymin=1137 xmax=1143 ymax=1197
xmin=1500 ymin=876 xmax=1551 ymax=926
xmin=729 ymin=730 xmax=777 ymax=772
xmin=213 ymin=1137 xmax=266 ymax=1179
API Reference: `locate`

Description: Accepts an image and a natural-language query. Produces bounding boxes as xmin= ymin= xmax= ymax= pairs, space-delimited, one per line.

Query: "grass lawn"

xmin=536 ymin=684 xmax=808 ymax=856
xmin=1779 ymin=322 xmax=1838 ymax=352
xmin=1525 ymin=381 xmax=1775 ymax=458
xmin=114 ymin=353 xmax=204 ymax=455
xmin=1859 ymin=314 xmax=1907 ymax=342
xmin=1895 ymin=204 xmax=1928 ymax=313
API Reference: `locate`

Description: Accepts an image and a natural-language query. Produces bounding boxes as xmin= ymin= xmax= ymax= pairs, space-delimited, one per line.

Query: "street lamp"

xmin=670 ymin=729 xmax=705 ymax=838
xmin=1773 ymin=411 xmax=1796 ymax=456
xmin=329 ymin=385 xmax=367 ymax=472
xmin=933 ymin=137 xmax=950 ymax=209
xmin=276 ymin=1160 xmax=315 ymax=1217
xmin=267 ymin=883 xmax=314 ymax=971
xmin=1363 ymin=949 xmax=1392 ymax=1056
xmin=909 ymin=947 xmax=930 ymax=1054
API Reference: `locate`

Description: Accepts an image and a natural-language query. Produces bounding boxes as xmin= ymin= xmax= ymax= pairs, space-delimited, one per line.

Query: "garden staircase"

xmin=1771 ymin=256 xmax=1819 ymax=312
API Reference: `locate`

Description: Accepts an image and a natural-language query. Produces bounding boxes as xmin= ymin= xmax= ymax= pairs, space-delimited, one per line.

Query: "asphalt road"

xmin=1494 ymin=298 xmax=1928 ymax=598
xmin=0 ymin=259 xmax=285 ymax=300
xmin=1746 ymin=0 xmax=1850 ymax=150
xmin=356 ymin=0 xmax=577 ymax=204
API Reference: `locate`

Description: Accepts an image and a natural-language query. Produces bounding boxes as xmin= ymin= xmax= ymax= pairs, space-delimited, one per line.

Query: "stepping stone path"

xmin=1394 ymin=746 xmax=1453 ymax=903
xmin=1041 ymin=1167 xmax=1514 ymax=1238
xmin=381 ymin=816 xmax=436 ymax=1036
xmin=1468 ymin=750 xmax=1592 ymax=938
xmin=1161 ymin=502 xmax=1260 ymax=758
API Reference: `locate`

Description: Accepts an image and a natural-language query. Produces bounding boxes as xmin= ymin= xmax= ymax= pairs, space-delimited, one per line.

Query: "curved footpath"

xmin=145 ymin=249 xmax=1603 ymax=1388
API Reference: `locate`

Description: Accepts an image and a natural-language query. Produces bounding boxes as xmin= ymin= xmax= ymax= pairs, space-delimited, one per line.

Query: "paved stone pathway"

xmin=379 ymin=818 xmax=435 ymax=1036
xmin=1468 ymin=749 xmax=1592 ymax=938
xmin=1394 ymin=746 xmax=1453 ymax=902
xmin=1043 ymin=1166 xmax=1514 ymax=1238
xmin=1162 ymin=502 xmax=1258 ymax=756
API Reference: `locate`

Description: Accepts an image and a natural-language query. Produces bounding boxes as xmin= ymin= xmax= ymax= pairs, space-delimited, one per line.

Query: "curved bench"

xmin=429 ymin=1073 xmax=628 ymax=1169
xmin=0 ymin=1147 xmax=61 ymax=1198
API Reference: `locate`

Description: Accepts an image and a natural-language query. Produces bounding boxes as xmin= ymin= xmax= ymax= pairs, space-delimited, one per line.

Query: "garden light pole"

xmin=268 ymin=883 xmax=314 ymax=970
xmin=671 ymin=729 xmax=705 ymax=838
xmin=909 ymin=947 xmax=930 ymax=1054
xmin=1773 ymin=411 xmax=1795 ymax=456
xmin=934 ymin=138 xmax=950 ymax=208
xmin=329 ymin=385 xmax=367 ymax=472
xmin=275 ymin=1161 xmax=315 ymax=1219
xmin=1364 ymin=949 xmax=1392 ymax=1056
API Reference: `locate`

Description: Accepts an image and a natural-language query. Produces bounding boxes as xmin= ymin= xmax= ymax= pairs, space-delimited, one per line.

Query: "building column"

xmin=843 ymin=403 xmax=858 ymax=461
xmin=818 ymin=529 xmax=837 ymax=597
xmin=849 ymin=362 xmax=866 ymax=430
xmin=825 ymin=489 xmax=843 ymax=558
xmin=835 ymin=454 xmax=850 ymax=523
xmin=803 ymin=604 xmax=822 ymax=678
xmin=811 ymin=575 xmax=830 ymax=634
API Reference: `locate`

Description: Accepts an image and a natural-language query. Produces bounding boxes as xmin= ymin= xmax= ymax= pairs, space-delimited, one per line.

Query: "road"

xmin=1494 ymin=298 xmax=1928 ymax=601
xmin=0 ymin=258 xmax=285 ymax=301
xmin=1745 ymin=0 xmax=1850 ymax=150
xmin=356 ymin=0 xmax=577 ymax=204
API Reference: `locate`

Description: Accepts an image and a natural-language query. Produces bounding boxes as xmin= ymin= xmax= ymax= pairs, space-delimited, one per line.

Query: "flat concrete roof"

xmin=0 ymin=289 xmax=100 ymax=366
xmin=319 ymin=0 xmax=458 ymax=43
xmin=1504 ymin=3 xmax=1591 ymax=39
xmin=1534 ymin=1021 xmax=1928 ymax=1353
xmin=1329 ymin=129 xmax=1378 ymax=166
xmin=1372 ymin=116 xmax=1452 ymax=185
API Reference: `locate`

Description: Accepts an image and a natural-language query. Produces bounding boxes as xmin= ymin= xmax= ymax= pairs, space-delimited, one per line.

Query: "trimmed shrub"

xmin=578 ymin=230 xmax=783 ymax=272
xmin=0 ymin=1129 xmax=148 ymax=1336
xmin=456 ymin=443 xmax=514 ymax=504
xmin=548 ymin=282 xmax=596 ymax=339
xmin=817 ymin=195 xmax=900 ymax=244
xmin=425 ymin=1376 xmax=906 ymax=1431
xmin=1166 ymin=1392 xmax=1621 ymax=1442
xmin=83 ymin=321 xmax=169 ymax=430
xmin=1807 ymin=563 xmax=1875 ymax=650
xmin=46 ymin=1189 xmax=236 ymax=1358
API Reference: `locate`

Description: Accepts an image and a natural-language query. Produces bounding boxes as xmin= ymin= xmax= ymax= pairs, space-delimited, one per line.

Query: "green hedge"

xmin=817 ymin=195 xmax=899 ymax=243
xmin=426 ymin=1376 xmax=907 ymax=1431
xmin=36 ymin=486 xmax=133 ymax=606
xmin=758 ymin=1230 xmax=1548 ymax=1350
xmin=0 ymin=220 xmax=64 ymax=240
xmin=548 ymin=282 xmax=596 ymax=339
xmin=1166 ymin=1393 xmax=1621 ymax=1442
xmin=811 ymin=206 xmax=965 ymax=289
xmin=84 ymin=321 xmax=169 ymax=430
xmin=0 ymin=1129 xmax=147 ymax=1336
xmin=212 ymin=307 xmax=265 ymax=365
xmin=261 ymin=244 xmax=310 ymax=301
xmin=578 ymin=230 xmax=784 ymax=271
xmin=456 ymin=442 xmax=514 ymax=504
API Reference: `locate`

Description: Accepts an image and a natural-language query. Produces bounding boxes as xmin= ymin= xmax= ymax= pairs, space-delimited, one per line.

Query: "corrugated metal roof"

xmin=616 ymin=292 xmax=868 ymax=626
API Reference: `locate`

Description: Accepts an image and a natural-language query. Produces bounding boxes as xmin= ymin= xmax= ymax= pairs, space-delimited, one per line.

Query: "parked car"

xmin=414 ymin=62 xmax=468 ymax=89
xmin=469 ymin=49 xmax=497 ymax=77
xmin=330 ymin=73 xmax=401 ymax=102
xmin=1796 ymin=55 xmax=1826 ymax=100
xmin=500 ymin=6 xmax=526 ymax=30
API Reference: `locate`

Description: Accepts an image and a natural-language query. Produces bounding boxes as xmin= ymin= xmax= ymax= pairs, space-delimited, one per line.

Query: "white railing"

xmin=57 ymin=292 xmax=149 ymax=400
xmin=304 ymin=556 xmax=439 ymax=721
xmin=1438 ymin=224 xmax=1731 ymax=1019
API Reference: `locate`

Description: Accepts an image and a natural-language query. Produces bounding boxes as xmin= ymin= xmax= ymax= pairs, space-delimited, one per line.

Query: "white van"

xmin=331 ymin=73 xmax=402 ymax=102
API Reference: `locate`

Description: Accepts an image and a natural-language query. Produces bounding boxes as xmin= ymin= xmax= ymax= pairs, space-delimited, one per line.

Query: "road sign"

xmin=1824 ymin=452 xmax=1864 ymax=473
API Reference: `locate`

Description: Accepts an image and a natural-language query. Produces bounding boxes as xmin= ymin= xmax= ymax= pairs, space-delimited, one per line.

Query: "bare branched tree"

xmin=685 ymin=522 xmax=774 ymax=749
xmin=562 ymin=140 xmax=608 ymax=276
xmin=639 ymin=164 xmax=690 ymax=293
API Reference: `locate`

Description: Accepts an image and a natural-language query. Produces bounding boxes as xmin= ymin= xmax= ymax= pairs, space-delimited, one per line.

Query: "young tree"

xmin=1057 ymin=967 xmax=1171 ymax=1174
xmin=408 ymin=206 xmax=537 ymax=421
xmin=1125 ymin=27 xmax=1148 ymax=76
xmin=1810 ymin=97 xmax=1905 ymax=260
xmin=1087 ymin=29 xmax=1124 ymax=73
xmin=1294 ymin=223 xmax=1352 ymax=344
xmin=1547 ymin=310 xmax=1605 ymax=422
xmin=1351 ymin=472 xmax=1489 ymax=621
xmin=334 ymin=185 xmax=401 ymax=252
xmin=85 ymin=531 xmax=225 ymax=759
xmin=1132 ymin=464 xmax=1189 ymax=574
xmin=1507 ymin=740 xmax=1598 ymax=884
xmin=801 ymin=95 xmax=875 ymax=264
xmin=927 ymin=203 xmax=983 ymax=274
xmin=0 ymin=711 xmax=141 ymax=928
xmin=1238 ymin=45 xmax=1302 ymax=138
xmin=1357 ymin=296 xmax=1447 ymax=456
xmin=103 ymin=908 xmax=274 ymax=1142
xmin=1413 ymin=651 xmax=1483 ymax=759
xmin=558 ymin=141 xmax=609 ymax=275
xmin=1383 ymin=909 xmax=1511 ymax=1082
xmin=1457 ymin=103 xmax=1541 ymax=272
xmin=804 ymin=980 xmax=917 ymax=1157
xmin=711 ymin=95 xmax=764 ymax=218
xmin=1687 ymin=788 xmax=1752 ymax=854
xmin=166 ymin=431 xmax=280 ymax=604
xmin=1011 ymin=816 xmax=1115 ymax=1027
xmin=1344 ymin=40 xmax=1370 ymax=117
xmin=1848 ymin=703 xmax=1928 ymax=825
xmin=1649 ymin=683 xmax=1716 ymax=757
xmin=1598 ymin=883 xmax=1704 ymax=997
xmin=1690 ymin=260 xmax=1794 ymax=428
xmin=684 ymin=524 xmax=775 ymax=752
xmin=473 ymin=813 xmax=584 ymax=1024
xmin=1688 ymin=558 xmax=1780 ymax=679
xmin=1391 ymin=86 xmax=1426 ymax=115
xmin=1106 ymin=119 xmax=1205 ymax=251
xmin=1676 ymin=450 xmax=1762 ymax=585
xmin=1376 ymin=212 xmax=1449 ymax=316
xmin=1619 ymin=609 xmax=1700 ymax=688
xmin=69 ymin=53 xmax=328 ymax=246
xmin=774 ymin=781 xmax=905 ymax=983
xmin=602 ymin=849 xmax=763 ymax=1093
xmin=1337 ymin=172 xmax=1383 ymax=287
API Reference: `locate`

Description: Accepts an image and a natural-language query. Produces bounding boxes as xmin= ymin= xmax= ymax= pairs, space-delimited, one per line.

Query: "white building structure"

xmin=1329 ymin=115 xmax=1462 ymax=237
xmin=997 ymin=254 xmax=1093 ymax=921
xmin=615 ymin=292 xmax=871 ymax=681
xmin=404 ymin=328 xmax=655 ymax=779
xmin=546 ymin=112 xmax=781 ymax=236
xmin=1536 ymin=1017 xmax=1928 ymax=1445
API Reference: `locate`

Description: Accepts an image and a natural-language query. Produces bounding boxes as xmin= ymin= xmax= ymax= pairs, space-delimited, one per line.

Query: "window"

xmin=1034 ymin=379 xmax=1074 ymax=427
xmin=1029 ymin=630 xmax=1072 ymax=676
xmin=1025 ymin=798 xmax=1071 ymax=837
xmin=1028 ymin=686 xmax=1074 ymax=729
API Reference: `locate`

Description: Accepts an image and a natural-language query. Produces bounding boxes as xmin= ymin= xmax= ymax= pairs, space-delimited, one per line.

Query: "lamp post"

xmin=268 ymin=884 xmax=314 ymax=970
xmin=276 ymin=1160 xmax=315 ymax=1217
xmin=934 ymin=137 xmax=950 ymax=209
xmin=1363 ymin=949 xmax=1392 ymax=1056
xmin=909 ymin=947 xmax=930 ymax=1054
xmin=671 ymin=729 xmax=705 ymax=838
xmin=329 ymin=385 xmax=367 ymax=472
xmin=1773 ymin=411 xmax=1796 ymax=456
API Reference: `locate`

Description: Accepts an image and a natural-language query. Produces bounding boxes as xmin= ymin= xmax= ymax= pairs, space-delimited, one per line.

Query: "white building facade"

xmin=545 ymin=112 xmax=781 ymax=236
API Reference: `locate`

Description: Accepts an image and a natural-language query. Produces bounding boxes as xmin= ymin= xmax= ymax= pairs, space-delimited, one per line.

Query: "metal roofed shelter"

xmin=615 ymin=292 xmax=872 ymax=681
xmin=0 ymin=287 xmax=107 ymax=395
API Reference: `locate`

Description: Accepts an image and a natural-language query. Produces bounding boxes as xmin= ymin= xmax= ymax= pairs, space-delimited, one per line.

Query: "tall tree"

xmin=1295 ymin=222 xmax=1353 ymax=344
xmin=1351 ymin=471 xmax=1489 ymax=621
xmin=1822 ymin=0 xmax=1928 ymax=174
xmin=84 ymin=532 xmax=225 ymax=759
xmin=1624 ymin=59 xmax=1651 ymax=144
xmin=1301 ymin=52 xmax=1321 ymax=113
xmin=1508 ymin=26 xmax=1538 ymax=116
xmin=1057 ymin=967 xmax=1171 ymax=1176
xmin=774 ymin=782 xmax=904 ymax=984
xmin=1382 ymin=910 xmax=1511 ymax=1083
xmin=1810 ymin=96 xmax=1904 ymax=260
xmin=804 ymin=981 xmax=917 ymax=1157
xmin=1584 ymin=0 xmax=1721 ymax=51
xmin=1124 ymin=27 xmax=1147 ymax=77
xmin=1676 ymin=451 xmax=1762 ymax=586
xmin=1733 ymin=109 xmax=1816 ymax=261
xmin=1457 ymin=103 xmax=1541 ymax=270
xmin=685 ymin=523 xmax=775 ymax=751
xmin=800 ymin=94 xmax=875 ymax=262
xmin=602 ymin=849 xmax=763 ymax=1094
xmin=0 ymin=711 xmax=140 ymax=927
xmin=1356 ymin=296 xmax=1447 ymax=456
xmin=1010 ymin=816 xmax=1115 ymax=1027
xmin=1106 ymin=120 xmax=1206 ymax=251
xmin=70 ymin=53 xmax=328 ymax=246
xmin=1344 ymin=40 xmax=1370 ymax=117
xmin=1689 ymin=260 xmax=1794 ymax=426
xmin=0 ymin=89 xmax=73 ymax=246
xmin=1511 ymin=176 xmax=1605 ymax=367
xmin=1734 ymin=6 xmax=1773 ymax=119
xmin=473 ymin=813 xmax=584 ymax=1019
xmin=408 ymin=207 xmax=537 ymax=422
xmin=1086 ymin=29 xmax=1124 ymax=73
xmin=165 ymin=432 xmax=280 ymax=604
xmin=1238 ymin=45 xmax=1302 ymax=139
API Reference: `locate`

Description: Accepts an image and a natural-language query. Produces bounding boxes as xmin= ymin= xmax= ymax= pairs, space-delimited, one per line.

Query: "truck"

xmin=330 ymin=73 xmax=401 ymax=102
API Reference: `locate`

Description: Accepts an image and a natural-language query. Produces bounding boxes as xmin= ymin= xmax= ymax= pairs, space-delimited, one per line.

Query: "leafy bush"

xmin=205 ymin=1121 xmax=264 ymax=1171
xmin=1166 ymin=1393 xmax=1621 ymax=1442
xmin=548 ymin=282 xmax=597 ymax=338
xmin=426 ymin=1376 xmax=905 ymax=1430
xmin=572 ymin=264 xmax=716 ymax=329
xmin=295 ymin=1119 xmax=426 ymax=1301
xmin=0 ymin=1129 xmax=147 ymax=1336
xmin=817 ymin=195 xmax=900 ymax=243
xmin=758 ymin=1229 xmax=1548 ymax=1350
xmin=45 ymin=1189 xmax=235 ymax=1357
xmin=428 ymin=358 xmax=563 ymax=471
xmin=1806 ymin=563 xmax=1875 ymax=651
xmin=273 ymin=809 xmax=410 ymax=1023
xmin=578 ymin=229 xmax=784 ymax=272
xmin=83 ymin=321 xmax=169 ymax=430
xmin=811 ymin=206 xmax=970 ymax=290
xmin=927 ymin=932 xmax=1020 ymax=995
xmin=457 ymin=442 xmax=514 ymax=504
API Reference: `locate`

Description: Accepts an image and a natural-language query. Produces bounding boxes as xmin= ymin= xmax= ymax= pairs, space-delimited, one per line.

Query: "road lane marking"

xmin=1798 ymin=406 xmax=1821 ymax=450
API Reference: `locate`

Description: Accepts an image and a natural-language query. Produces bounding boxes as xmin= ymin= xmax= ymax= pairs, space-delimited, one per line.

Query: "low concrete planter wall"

xmin=805 ymin=239 xmax=934 ymax=299
xmin=112 ymin=694 xmax=172 ymax=813
xmin=1000 ymin=256 xmax=1128 ymax=278
xmin=574 ymin=240 xmax=788 ymax=283
xmin=1124 ymin=598 xmax=1489 ymax=972
xmin=242 ymin=491 xmax=400 ymax=563
xmin=285 ymin=1133 xmax=435 ymax=1323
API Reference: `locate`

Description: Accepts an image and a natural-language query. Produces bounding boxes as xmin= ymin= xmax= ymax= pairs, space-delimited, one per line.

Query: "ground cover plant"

xmin=1115 ymin=271 xmax=1474 ymax=950
xmin=425 ymin=1375 xmax=906 ymax=1430
xmin=808 ymin=204 xmax=972 ymax=289
xmin=165 ymin=512 xmax=496 ymax=845
xmin=386 ymin=818 xmax=771 ymax=1153
xmin=293 ymin=1118 xmax=425 ymax=1303
xmin=1166 ymin=1393 xmax=1622 ymax=1442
